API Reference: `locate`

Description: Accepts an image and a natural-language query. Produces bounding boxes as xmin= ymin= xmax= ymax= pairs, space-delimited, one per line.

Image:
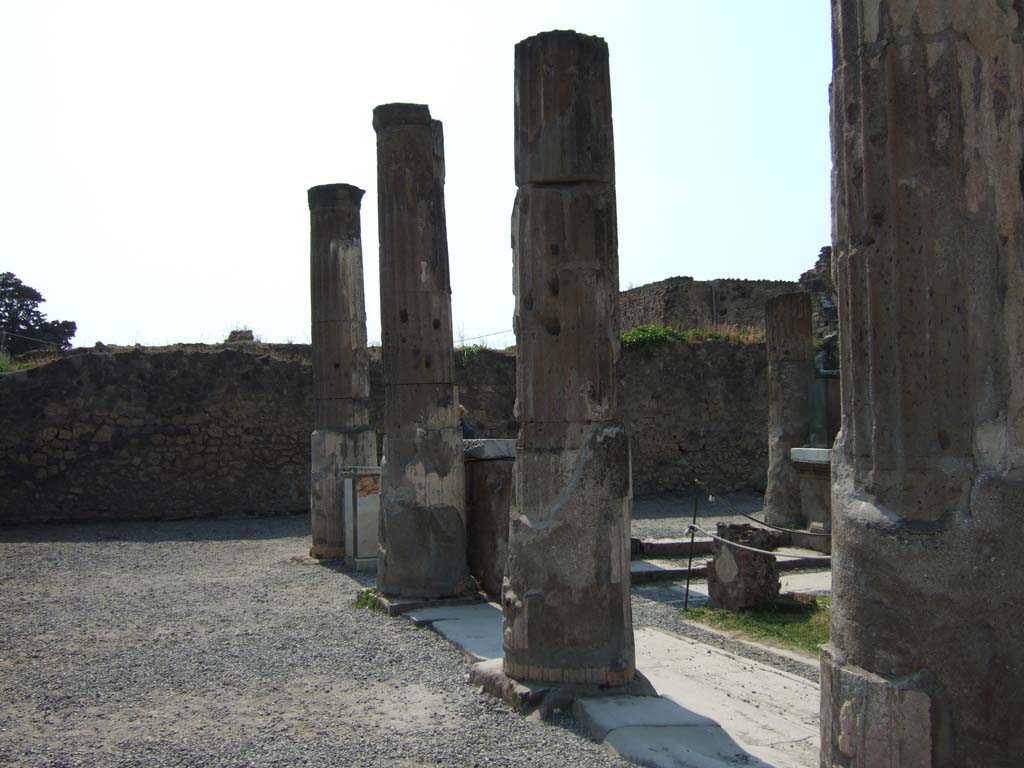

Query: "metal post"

xmin=683 ymin=483 xmax=700 ymax=611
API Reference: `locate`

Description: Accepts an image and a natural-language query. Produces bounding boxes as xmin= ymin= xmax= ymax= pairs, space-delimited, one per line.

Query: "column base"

xmin=820 ymin=645 xmax=932 ymax=768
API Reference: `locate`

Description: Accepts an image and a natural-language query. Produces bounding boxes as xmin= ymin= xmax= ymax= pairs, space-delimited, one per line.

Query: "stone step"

xmin=630 ymin=536 xmax=714 ymax=559
xmin=630 ymin=547 xmax=829 ymax=584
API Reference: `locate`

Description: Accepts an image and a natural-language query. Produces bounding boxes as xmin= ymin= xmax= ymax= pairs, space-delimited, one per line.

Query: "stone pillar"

xmin=308 ymin=184 xmax=377 ymax=558
xmin=763 ymin=292 xmax=814 ymax=527
xmin=824 ymin=3 xmax=1024 ymax=766
xmin=373 ymin=103 xmax=470 ymax=598
xmin=502 ymin=31 xmax=635 ymax=686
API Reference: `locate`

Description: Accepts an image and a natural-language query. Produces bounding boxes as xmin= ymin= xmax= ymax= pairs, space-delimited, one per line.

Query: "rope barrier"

xmin=4 ymin=330 xmax=63 ymax=347
xmin=687 ymin=523 xmax=832 ymax=561
xmin=691 ymin=478 xmax=831 ymax=538
xmin=458 ymin=329 xmax=514 ymax=343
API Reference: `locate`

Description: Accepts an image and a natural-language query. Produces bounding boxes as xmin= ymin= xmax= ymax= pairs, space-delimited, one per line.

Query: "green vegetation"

xmin=353 ymin=589 xmax=385 ymax=613
xmin=0 ymin=351 xmax=10 ymax=372
xmin=681 ymin=595 xmax=831 ymax=656
xmin=621 ymin=323 xmax=765 ymax=349
xmin=456 ymin=343 xmax=488 ymax=367
xmin=0 ymin=272 xmax=77 ymax=354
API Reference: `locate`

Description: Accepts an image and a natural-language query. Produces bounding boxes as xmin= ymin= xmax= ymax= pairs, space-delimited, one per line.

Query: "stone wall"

xmin=619 ymin=276 xmax=799 ymax=332
xmin=0 ymin=348 xmax=313 ymax=524
xmin=621 ymin=340 xmax=767 ymax=496
xmin=0 ymin=340 xmax=767 ymax=523
xmin=797 ymin=246 xmax=838 ymax=341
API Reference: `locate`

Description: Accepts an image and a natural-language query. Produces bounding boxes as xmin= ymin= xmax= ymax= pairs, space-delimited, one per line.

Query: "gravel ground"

xmin=631 ymin=491 xmax=768 ymax=541
xmin=0 ymin=516 xmax=634 ymax=768
xmin=0 ymin=502 xmax=819 ymax=767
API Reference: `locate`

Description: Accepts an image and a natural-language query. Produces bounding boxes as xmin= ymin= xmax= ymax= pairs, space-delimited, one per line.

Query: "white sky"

xmin=1 ymin=1 xmax=833 ymax=350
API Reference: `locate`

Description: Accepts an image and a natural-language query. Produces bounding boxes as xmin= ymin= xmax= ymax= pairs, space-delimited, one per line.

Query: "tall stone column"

xmin=763 ymin=292 xmax=814 ymax=526
xmin=308 ymin=184 xmax=377 ymax=558
xmin=824 ymin=3 xmax=1024 ymax=766
xmin=502 ymin=31 xmax=634 ymax=686
xmin=373 ymin=103 xmax=469 ymax=598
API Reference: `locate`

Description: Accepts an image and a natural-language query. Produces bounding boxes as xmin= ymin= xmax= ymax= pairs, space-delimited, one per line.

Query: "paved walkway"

xmin=413 ymin=602 xmax=821 ymax=768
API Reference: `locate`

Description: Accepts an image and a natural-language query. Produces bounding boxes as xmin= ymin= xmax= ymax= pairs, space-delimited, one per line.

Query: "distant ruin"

xmin=620 ymin=245 xmax=837 ymax=341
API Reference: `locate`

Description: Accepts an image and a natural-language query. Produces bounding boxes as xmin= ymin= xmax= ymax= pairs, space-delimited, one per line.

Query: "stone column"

xmin=824 ymin=3 xmax=1024 ymax=766
xmin=308 ymin=184 xmax=377 ymax=558
xmin=502 ymin=31 xmax=635 ymax=686
xmin=373 ymin=103 xmax=469 ymax=598
xmin=763 ymin=292 xmax=814 ymax=527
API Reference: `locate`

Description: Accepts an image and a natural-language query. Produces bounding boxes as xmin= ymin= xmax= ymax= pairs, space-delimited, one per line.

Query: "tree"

xmin=0 ymin=272 xmax=77 ymax=355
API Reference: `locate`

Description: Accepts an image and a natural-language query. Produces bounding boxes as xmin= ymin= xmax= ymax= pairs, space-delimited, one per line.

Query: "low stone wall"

xmin=0 ymin=340 xmax=768 ymax=523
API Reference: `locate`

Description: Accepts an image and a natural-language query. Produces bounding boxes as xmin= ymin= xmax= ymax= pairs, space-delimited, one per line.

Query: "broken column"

xmin=502 ymin=31 xmax=635 ymax=686
xmin=308 ymin=183 xmax=377 ymax=558
xmin=373 ymin=103 xmax=470 ymax=598
xmin=763 ymin=292 xmax=814 ymax=527
xmin=824 ymin=3 xmax=1024 ymax=766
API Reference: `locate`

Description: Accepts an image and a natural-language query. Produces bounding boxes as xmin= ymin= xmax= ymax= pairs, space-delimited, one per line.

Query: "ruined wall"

xmin=0 ymin=340 xmax=766 ymax=523
xmin=797 ymin=246 xmax=838 ymax=341
xmin=621 ymin=340 xmax=767 ymax=496
xmin=0 ymin=348 xmax=312 ymax=524
xmin=619 ymin=276 xmax=799 ymax=332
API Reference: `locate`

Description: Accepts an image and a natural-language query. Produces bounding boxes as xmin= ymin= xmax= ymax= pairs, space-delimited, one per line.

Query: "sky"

xmin=1 ymin=1 xmax=834 ymax=350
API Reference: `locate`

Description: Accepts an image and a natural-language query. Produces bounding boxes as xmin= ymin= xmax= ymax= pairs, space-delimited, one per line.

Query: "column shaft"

xmin=308 ymin=184 xmax=376 ymax=558
xmin=374 ymin=103 xmax=469 ymax=598
xmin=502 ymin=30 xmax=635 ymax=686
xmin=825 ymin=2 xmax=1024 ymax=765
xmin=763 ymin=292 xmax=814 ymax=526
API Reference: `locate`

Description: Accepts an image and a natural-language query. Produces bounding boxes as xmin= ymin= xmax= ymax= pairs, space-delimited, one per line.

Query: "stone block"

xmin=514 ymin=31 xmax=614 ymax=185
xmin=706 ymin=523 xmax=781 ymax=610
xmin=502 ymin=422 xmax=633 ymax=683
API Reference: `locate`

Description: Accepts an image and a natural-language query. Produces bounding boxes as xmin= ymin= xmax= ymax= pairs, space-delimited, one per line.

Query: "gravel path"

xmin=631 ymin=491 xmax=768 ymax=541
xmin=0 ymin=516 xmax=632 ymax=768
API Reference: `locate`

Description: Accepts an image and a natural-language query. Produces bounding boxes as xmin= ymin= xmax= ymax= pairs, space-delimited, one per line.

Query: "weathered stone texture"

xmin=827 ymin=2 xmax=1024 ymax=765
xmin=308 ymin=183 xmax=376 ymax=557
xmin=797 ymin=246 xmax=839 ymax=340
xmin=0 ymin=349 xmax=311 ymax=523
xmin=503 ymin=30 xmax=634 ymax=687
xmin=763 ymin=292 xmax=814 ymax=526
xmin=619 ymin=276 xmax=801 ymax=333
xmin=706 ymin=523 xmax=783 ymax=611
xmin=514 ymin=30 xmax=614 ymax=185
xmin=374 ymin=102 xmax=469 ymax=598
xmin=621 ymin=340 xmax=768 ymax=495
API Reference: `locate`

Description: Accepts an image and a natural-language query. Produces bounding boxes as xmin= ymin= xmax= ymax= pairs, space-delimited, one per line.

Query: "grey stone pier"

xmin=373 ymin=103 xmax=470 ymax=598
xmin=763 ymin=292 xmax=814 ymax=527
xmin=502 ymin=31 xmax=635 ymax=686
xmin=824 ymin=2 xmax=1024 ymax=766
xmin=308 ymin=183 xmax=376 ymax=558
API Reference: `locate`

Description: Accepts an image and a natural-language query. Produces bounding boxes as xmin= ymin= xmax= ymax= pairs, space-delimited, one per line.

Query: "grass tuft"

xmin=681 ymin=595 xmax=831 ymax=656
xmin=353 ymin=588 xmax=385 ymax=613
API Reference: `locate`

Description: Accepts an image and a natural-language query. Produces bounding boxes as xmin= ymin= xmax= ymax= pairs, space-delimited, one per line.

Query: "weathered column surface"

xmin=374 ymin=103 xmax=469 ymax=598
xmin=763 ymin=292 xmax=814 ymax=526
xmin=825 ymin=3 xmax=1024 ymax=766
xmin=308 ymin=183 xmax=376 ymax=558
xmin=503 ymin=31 xmax=635 ymax=686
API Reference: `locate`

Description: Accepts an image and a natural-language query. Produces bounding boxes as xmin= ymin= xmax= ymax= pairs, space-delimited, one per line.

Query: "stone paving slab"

xmin=605 ymin=725 xmax=774 ymax=768
xmin=405 ymin=602 xmax=503 ymax=661
xmin=635 ymin=627 xmax=819 ymax=768
xmin=572 ymin=696 xmax=716 ymax=739
xmin=421 ymin=596 xmax=820 ymax=767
